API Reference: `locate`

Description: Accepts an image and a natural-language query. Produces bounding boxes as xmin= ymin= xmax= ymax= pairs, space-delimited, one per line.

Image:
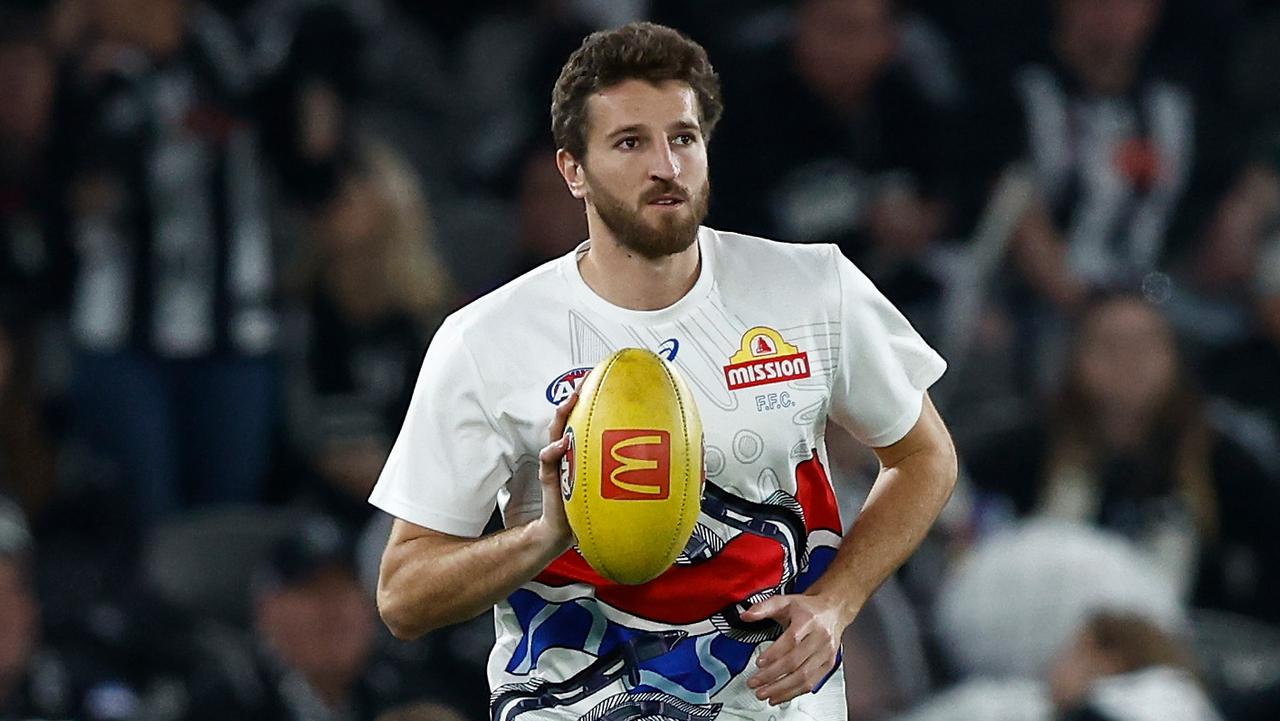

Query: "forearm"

xmin=377 ymin=518 xmax=568 ymax=639
xmin=807 ymin=422 xmax=956 ymax=624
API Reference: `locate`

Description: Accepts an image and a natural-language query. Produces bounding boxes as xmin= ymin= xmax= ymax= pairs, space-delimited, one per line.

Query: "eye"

xmin=616 ymin=136 xmax=640 ymax=150
xmin=672 ymin=133 xmax=697 ymax=146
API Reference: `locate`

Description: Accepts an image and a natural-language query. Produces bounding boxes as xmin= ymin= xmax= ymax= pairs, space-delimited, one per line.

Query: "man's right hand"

xmin=378 ymin=386 xmax=584 ymax=637
xmin=533 ymin=389 xmax=579 ymax=555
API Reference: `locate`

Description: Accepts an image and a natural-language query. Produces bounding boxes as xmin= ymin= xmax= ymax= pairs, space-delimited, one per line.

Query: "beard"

xmin=586 ymin=174 xmax=710 ymax=260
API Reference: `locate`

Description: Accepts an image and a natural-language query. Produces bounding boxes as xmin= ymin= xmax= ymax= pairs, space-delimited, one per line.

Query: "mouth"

xmin=647 ymin=195 xmax=687 ymax=208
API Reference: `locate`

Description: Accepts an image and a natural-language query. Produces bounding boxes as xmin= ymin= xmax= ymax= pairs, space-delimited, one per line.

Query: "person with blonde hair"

xmin=286 ymin=139 xmax=457 ymax=528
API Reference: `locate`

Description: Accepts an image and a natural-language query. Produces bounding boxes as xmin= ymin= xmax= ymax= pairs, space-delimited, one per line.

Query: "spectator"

xmin=962 ymin=0 xmax=1225 ymax=395
xmin=0 ymin=4 xmax=72 ymax=328
xmin=964 ymin=293 xmax=1280 ymax=621
xmin=1051 ymin=611 xmax=1221 ymax=721
xmin=0 ymin=497 xmax=147 ymax=720
xmin=283 ymin=141 xmax=455 ymax=528
xmin=894 ymin=606 xmax=1218 ymax=721
xmin=189 ymin=515 xmax=407 ymax=720
xmin=250 ymin=1 xmax=367 ymax=207
xmin=709 ymin=0 xmax=962 ymax=326
xmin=54 ymin=0 xmax=280 ymax=522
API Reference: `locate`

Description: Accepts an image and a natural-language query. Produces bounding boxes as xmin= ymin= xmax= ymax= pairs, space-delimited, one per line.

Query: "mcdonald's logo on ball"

xmin=561 ymin=349 xmax=703 ymax=585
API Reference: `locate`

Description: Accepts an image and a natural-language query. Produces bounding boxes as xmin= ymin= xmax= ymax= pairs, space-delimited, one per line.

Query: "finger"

xmin=538 ymin=436 xmax=569 ymax=475
xmin=749 ymin=622 xmax=823 ymax=691
xmin=756 ymin=651 xmax=835 ymax=705
xmin=759 ymin=627 xmax=826 ymax=678
xmin=548 ymin=388 xmax=580 ymax=442
xmin=753 ymin=622 xmax=806 ymax=671
xmin=740 ymin=595 xmax=789 ymax=622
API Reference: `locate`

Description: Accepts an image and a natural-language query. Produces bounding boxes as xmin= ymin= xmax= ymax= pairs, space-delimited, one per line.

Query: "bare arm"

xmin=375 ymin=394 xmax=578 ymax=639
xmin=743 ymin=393 xmax=957 ymax=704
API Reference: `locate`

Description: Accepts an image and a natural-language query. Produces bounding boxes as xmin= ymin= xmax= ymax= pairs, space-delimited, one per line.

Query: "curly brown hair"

xmin=551 ymin=22 xmax=724 ymax=162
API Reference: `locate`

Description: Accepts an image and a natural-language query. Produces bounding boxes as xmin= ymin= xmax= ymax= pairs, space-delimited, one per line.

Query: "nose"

xmin=648 ymin=141 xmax=681 ymax=182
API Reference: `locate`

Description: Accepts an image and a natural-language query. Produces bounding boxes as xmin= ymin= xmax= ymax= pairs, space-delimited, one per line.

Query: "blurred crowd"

xmin=0 ymin=0 xmax=1278 ymax=720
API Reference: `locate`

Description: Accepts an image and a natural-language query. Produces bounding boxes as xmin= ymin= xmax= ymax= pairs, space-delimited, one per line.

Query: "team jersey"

xmin=370 ymin=227 xmax=946 ymax=721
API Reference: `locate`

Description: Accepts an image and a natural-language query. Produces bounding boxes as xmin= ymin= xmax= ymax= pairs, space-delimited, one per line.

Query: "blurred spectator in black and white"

xmin=969 ymin=0 xmax=1191 ymax=314
xmin=964 ymin=293 xmax=1280 ymax=622
xmin=280 ymin=140 xmax=455 ymax=530
xmin=188 ymin=514 xmax=410 ymax=721
xmin=52 ymin=0 xmax=280 ymax=523
xmin=709 ymin=0 xmax=964 ymax=333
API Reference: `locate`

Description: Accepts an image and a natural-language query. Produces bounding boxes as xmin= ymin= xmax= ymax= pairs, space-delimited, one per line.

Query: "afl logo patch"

xmin=560 ymin=427 xmax=576 ymax=501
xmin=546 ymin=367 xmax=592 ymax=405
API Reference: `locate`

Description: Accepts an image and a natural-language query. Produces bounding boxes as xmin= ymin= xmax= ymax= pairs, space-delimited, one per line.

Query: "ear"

xmin=557 ymin=149 xmax=588 ymax=199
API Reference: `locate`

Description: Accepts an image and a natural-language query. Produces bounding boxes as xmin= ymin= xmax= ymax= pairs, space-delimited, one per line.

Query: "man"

xmin=56 ymin=0 xmax=278 ymax=522
xmin=189 ymin=515 xmax=411 ymax=721
xmin=974 ymin=0 xmax=1192 ymax=311
xmin=372 ymin=21 xmax=957 ymax=720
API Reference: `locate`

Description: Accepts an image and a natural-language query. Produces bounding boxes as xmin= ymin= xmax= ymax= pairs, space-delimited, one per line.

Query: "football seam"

xmin=581 ymin=349 xmax=622 ymax=582
xmin=655 ymin=356 xmax=691 ymax=572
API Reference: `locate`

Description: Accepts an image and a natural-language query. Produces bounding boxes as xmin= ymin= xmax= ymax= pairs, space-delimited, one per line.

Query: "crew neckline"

xmin=559 ymin=226 xmax=716 ymax=326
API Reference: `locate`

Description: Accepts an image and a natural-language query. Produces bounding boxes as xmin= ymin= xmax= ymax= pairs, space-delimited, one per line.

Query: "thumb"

xmin=741 ymin=595 xmax=789 ymax=621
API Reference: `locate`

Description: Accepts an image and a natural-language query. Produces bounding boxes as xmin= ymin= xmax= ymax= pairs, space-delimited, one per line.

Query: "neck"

xmin=1095 ymin=404 xmax=1152 ymax=451
xmin=578 ymin=218 xmax=701 ymax=311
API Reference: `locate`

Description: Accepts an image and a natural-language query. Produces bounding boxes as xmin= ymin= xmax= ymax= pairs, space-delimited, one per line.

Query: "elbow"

xmin=938 ymin=442 xmax=959 ymax=502
xmin=377 ymin=584 xmax=437 ymax=640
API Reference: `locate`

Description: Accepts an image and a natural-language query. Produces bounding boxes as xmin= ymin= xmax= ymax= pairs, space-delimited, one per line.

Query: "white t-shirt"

xmin=370 ymin=227 xmax=946 ymax=721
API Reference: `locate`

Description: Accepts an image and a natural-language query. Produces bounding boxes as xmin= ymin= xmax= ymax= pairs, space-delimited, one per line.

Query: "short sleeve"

xmin=368 ymin=316 xmax=516 ymax=537
xmin=828 ymin=248 xmax=947 ymax=447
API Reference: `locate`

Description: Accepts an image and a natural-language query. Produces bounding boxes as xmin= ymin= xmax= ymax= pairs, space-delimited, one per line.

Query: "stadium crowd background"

xmin=1 ymin=0 xmax=1279 ymax=719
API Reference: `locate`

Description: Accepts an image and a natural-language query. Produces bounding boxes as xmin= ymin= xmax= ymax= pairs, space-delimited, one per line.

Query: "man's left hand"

xmin=741 ymin=592 xmax=849 ymax=705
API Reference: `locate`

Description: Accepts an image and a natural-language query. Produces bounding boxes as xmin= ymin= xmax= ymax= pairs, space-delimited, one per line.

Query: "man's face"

xmin=256 ymin=567 xmax=375 ymax=687
xmin=794 ymin=0 xmax=897 ymax=105
xmin=1057 ymin=0 xmax=1162 ymax=90
xmin=570 ymin=79 xmax=710 ymax=259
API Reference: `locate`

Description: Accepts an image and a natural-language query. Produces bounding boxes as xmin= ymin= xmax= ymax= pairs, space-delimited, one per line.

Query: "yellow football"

xmin=559 ymin=347 xmax=703 ymax=585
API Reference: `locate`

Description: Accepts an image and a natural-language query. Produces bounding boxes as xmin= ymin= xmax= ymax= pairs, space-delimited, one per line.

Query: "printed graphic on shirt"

xmin=722 ymin=327 xmax=811 ymax=391
xmin=548 ymin=367 xmax=593 ymax=405
xmin=491 ymin=451 xmax=844 ymax=720
xmin=658 ymin=338 xmax=680 ymax=361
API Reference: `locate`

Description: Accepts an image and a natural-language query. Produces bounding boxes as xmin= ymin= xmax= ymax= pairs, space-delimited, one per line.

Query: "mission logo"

xmin=722 ymin=326 xmax=811 ymax=391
